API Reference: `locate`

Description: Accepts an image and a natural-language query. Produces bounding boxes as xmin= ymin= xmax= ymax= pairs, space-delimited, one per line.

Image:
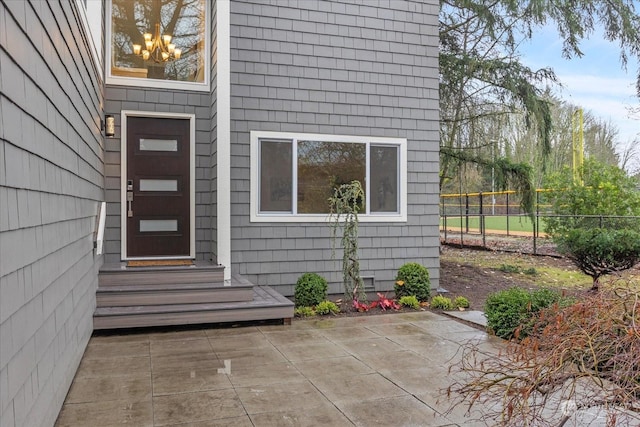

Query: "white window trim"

xmin=250 ymin=131 xmax=408 ymax=223
xmin=105 ymin=0 xmax=210 ymax=92
xmin=120 ymin=110 xmax=196 ymax=260
xmin=76 ymin=0 xmax=103 ymax=77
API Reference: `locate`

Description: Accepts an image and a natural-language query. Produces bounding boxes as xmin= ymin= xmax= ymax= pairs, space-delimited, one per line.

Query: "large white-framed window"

xmin=106 ymin=0 xmax=209 ymax=91
xmin=250 ymin=131 xmax=408 ymax=223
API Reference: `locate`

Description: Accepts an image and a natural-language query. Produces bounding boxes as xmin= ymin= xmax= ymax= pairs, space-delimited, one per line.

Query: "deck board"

xmin=93 ymin=285 xmax=294 ymax=330
xmin=98 ymin=262 xmax=225 ymax=286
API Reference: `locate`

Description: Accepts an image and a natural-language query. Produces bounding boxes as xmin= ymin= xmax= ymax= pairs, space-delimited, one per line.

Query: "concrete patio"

xmin=54 ymin=311 xmax=502 ymax=426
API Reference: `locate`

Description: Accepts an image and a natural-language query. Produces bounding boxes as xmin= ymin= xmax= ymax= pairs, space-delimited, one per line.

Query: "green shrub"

xmin=523 ymin=267 xmax=538 ymax=275
xmin=294 ymin=306 xmax=316 ymax=317
xmin=557 ymin=228 xmax=640 ymax=288
xmin=394 ymin=263 xmax=431 ymax=302
xmin=484 ymin=288 xmax=531 ymax=339
xmin=453 ymin=296 xmax=470 ymax=308
xmin=431 ymin=295 xmax=454 ymax=310
xmin=294 ymin=273 xmax=328 ymax=307
xmin=398 ymin=295 xmax=420 ymax=310
xmin=529 ymin=288 xmax=561 ymax=311
xmin=543 ymin=159 xmax=640 ymax=237
xmin=316 ymin=300 xmax=340 ymax=315
xmin=484 ymin=287 xmax=564 ymax=340
xmin=499 ymin=264 xmax=520 ymax=273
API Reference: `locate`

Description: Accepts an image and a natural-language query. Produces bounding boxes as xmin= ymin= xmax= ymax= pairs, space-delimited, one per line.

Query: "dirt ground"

xmin=439 ymin=243 xmax=597 ymax=310
xmin=312 ymin=237 xmax=639 ymax=317
xmin=323 ymin=245 xmax=572 ymax=315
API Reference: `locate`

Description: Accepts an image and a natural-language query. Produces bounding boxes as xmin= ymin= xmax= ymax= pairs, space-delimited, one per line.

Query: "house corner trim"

xmin=217 ymin=0 xmax=232 ymax=281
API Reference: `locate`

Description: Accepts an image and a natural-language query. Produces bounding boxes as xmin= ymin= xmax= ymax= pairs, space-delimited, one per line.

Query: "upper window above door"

xmin=107 ymin=0 xmax=209 ymax=91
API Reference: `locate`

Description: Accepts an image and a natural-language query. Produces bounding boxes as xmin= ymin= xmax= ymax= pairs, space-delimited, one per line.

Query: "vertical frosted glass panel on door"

xmin=139 ymin=179 xmax=178 ymax=192
xmin=139 ymin=139 xmax=178 ymax=151
xmin=139 ymin=219 xmax=178 ymax=232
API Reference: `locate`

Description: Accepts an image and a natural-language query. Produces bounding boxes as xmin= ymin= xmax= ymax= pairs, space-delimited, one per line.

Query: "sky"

xmin=519 ymin=28 xmax=639 ymax=152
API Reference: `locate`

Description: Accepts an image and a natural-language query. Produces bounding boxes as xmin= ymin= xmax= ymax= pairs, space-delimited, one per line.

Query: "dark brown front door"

xmin=126 ymin=116 xmax=190 ymax=257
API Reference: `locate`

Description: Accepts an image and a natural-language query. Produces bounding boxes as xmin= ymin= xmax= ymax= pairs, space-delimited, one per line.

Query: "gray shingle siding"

xmin=229 ymin=0 xmax=440 ymax=295
xmin=4 ymin=0 xmax=440 ymax=423
xmin=0 ymin=1 xmax=104 ymax=426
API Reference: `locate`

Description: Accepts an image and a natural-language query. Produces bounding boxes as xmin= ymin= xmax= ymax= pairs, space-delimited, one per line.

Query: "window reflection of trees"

xmin=260 ymin=140 xmax=292 ymax=212
xmin=111 ymin=0 xmax=205 ymax=82
xmin=297 ymin=141 xmax=366 ymax=214
xmin=370 ymin=146 xmax=398 ymax=212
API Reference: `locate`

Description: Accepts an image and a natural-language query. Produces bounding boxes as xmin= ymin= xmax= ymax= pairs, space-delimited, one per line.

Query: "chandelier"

xmin=132 ymin=23 xmax=181 ymax=63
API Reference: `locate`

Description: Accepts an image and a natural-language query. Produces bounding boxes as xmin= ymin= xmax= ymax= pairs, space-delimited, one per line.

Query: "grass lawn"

xmin=441 ymin=215 xmax=547 ymax=234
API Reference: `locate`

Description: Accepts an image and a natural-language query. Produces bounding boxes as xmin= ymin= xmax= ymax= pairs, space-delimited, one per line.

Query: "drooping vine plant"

xmin=329 ymin=180 xmax=366 ymax=306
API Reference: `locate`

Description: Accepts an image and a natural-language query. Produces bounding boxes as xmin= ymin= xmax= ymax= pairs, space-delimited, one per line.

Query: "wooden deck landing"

xmin=94 ymin=263 xmax=293 ymax=329
xmin=94 ymin=286 xmax=293 ymax=329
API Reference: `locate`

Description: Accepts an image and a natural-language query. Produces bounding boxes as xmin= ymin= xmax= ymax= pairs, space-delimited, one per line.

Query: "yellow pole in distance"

xmin=572 ymin=109 xmax=584 ymax=184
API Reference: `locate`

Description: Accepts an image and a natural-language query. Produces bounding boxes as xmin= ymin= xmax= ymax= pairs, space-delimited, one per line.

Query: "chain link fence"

xmin=440 ymin=190 xmax=640 ymax=254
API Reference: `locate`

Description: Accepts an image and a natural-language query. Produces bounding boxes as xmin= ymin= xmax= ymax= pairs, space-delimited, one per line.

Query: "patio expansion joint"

xmin=303 ymin=376 xmax=358 ymax=426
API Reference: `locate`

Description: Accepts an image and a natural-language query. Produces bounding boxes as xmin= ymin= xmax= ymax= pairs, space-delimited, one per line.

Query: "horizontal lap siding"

xmin=103 ymin=89 xmax=213 ymax=262
xmin=229 ymin=0 xmax=440 ymax=295
xmin=0 ymin=1 xmax=103 ymax=426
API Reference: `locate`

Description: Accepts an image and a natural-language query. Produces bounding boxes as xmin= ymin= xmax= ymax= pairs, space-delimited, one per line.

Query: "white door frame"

xmin=120 ymin=110 xmax=196 ymax=260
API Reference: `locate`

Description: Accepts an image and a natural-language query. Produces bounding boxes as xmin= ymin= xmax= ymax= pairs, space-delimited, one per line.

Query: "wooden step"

xmin=96 ymin=282 xmax=254 ymax=307
xmin=98 ymin=261 xmax=224 ymax=287
xmin=93 ymin=286 xmax=294 ymax=330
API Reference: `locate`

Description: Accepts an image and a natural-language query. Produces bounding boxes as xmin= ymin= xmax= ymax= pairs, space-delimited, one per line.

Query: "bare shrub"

xmin=446 ymin=283 xmax=640 ymax=426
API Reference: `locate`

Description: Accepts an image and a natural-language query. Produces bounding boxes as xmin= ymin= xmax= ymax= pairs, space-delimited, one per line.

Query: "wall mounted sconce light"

xmin=104 ymin=115 xmax=115 ymax=137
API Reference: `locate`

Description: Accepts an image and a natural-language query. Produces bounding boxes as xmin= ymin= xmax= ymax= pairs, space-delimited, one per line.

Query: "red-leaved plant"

xmin=352 ymin=299 xmax=370 ymax=312
xmin=370 ymin=292 xmax=401 ymax=311
xmin=353 ymin=293 xmax=400 ymax=312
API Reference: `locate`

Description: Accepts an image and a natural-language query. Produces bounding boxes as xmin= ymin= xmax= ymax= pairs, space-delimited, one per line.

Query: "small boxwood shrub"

xmin=398 ymin=295 xmax=420 ymax=310
xmin=394 ymin=263 xmax=431 ymax=302
xmin=431 ymin=295 xmax=454 ymax=310
xmin=484 ymin=287 xmax=565 ymax=340
xmin=294 ymin=306 xmax=316 ymax=317
xmin=453 ymin=296 xmax=470 ymax=309
xmin=294 ymin=273 xmax=328 ymax=307
xmin=498 ymin=264 xmax=520 ymax=273
xmin=316 ymin=300 xmax=340 ymax=315
xmin=529 ymin=288 xmax=562 ymax=311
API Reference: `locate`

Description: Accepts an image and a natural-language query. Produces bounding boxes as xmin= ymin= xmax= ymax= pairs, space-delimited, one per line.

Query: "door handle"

xmin=127 ymin=191 xmax=133 ymax=217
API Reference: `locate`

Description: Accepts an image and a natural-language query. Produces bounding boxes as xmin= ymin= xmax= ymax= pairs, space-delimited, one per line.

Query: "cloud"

xmin=551 ymin=73 xmax=639 ymax=143
xmin=569 ymin=96 xmax=638 ymax=142
xmin=568 ymin=96 xmax=634 ymax=118
xmin=519 ymin=22 xmax=640 ymax=151
xmin=556 ymin=74 xmax=637 ymax=99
